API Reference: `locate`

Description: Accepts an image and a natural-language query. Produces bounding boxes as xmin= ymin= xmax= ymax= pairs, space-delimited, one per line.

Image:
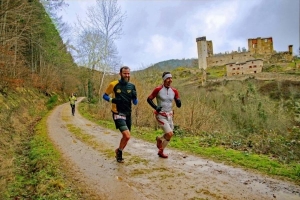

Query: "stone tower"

xmin=196 ymin=36 xmax=213 ymax=70
xmin=248 ymin=37 xmax=274 ymax=55
xmin=288 ymin=45 xmax=293 ymax=54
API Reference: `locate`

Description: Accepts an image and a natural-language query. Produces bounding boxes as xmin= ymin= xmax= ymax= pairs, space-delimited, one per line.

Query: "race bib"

xmin=114 ymin=114 xmax=126 ymax=120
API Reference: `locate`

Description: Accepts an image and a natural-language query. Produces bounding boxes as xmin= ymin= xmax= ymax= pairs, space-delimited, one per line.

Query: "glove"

xmin=155 ymin=106 xmax=162 ymax=112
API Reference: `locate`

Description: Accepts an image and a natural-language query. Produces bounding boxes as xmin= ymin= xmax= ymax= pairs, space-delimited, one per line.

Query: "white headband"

xmin=163 ymin=73 xmax=172 ymax=81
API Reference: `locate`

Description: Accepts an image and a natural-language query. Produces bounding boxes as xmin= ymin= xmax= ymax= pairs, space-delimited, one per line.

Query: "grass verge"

xmin=6 ymin=110 xmax=103 ymax=199
xmin=78 ymin=102 xmax=300 ymax=184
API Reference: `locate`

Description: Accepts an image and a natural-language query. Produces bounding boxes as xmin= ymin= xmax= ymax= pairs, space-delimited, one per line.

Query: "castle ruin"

xmin=196 ymin=36 xmax=293 ymax=76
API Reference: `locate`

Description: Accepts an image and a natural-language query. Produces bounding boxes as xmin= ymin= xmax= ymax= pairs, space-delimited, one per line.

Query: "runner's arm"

xmin=132 ymin=89 xmax=138 ymax=105
xmin=175 ymin=98 xmax=181 ymax=108
xmin=103 ymin=93 xmax=111 ymax=102
xmin=103 ymin=93 xmax=121 ymax=104
xmin=147 ymin=97 xmax=161 ymax=112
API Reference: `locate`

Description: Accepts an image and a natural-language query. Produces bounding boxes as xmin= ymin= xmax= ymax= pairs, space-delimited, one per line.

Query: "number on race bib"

xmin=114 ymin=114 xmax=126 ymax=120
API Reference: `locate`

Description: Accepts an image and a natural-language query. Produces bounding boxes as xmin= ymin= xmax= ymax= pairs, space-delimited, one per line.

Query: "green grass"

xmin=78 ymin=103 xmax=300 ymax=184
xmin=207 ymin=65 xmax=226 ymax=78
xmin=6 ymin=114 xmax=83 ymax=200
xmin=46 ymin=94 xmax=59 ymax=110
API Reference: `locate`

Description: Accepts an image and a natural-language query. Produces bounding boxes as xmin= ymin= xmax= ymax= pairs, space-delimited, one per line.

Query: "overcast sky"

xmin=59 ymin=0 xmax=299 ymax=71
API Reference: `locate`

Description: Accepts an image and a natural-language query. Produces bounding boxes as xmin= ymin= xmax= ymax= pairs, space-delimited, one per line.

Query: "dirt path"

xmin=47 ymin=98 xmax=300 ymax=200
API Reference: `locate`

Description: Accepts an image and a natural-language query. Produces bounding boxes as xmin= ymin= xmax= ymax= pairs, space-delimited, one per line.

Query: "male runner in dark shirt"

xmin=103 ymin=66 xmax=138 ymax=162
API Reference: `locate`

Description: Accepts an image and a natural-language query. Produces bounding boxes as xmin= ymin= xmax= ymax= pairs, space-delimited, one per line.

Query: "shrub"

xmin=46 ymin=95 xmax=58 ymax=110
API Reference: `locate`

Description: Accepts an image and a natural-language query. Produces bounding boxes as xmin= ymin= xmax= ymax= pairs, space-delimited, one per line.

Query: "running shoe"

xmin=158 ymin=149 xmax=168 ymax=158
xmin=115 ymin=148 xmax=124 ymax=163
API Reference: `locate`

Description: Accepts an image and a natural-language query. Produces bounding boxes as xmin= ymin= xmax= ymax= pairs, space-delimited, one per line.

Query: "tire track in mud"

xmin=47 ymin=98 xmax=300 ymax=200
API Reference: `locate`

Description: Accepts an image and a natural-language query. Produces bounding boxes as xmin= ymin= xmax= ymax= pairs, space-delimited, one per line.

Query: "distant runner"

xmin=69 ymin=93 xmax=77 ymax=116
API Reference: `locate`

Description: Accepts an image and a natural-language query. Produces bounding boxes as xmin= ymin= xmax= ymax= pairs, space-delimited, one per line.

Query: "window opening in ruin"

xmin=237 ymin=67 xmax=240 ymax=70
xmin=233 ymin=68 xmax=235 ymax=70
xmin=254 ymin=71 xmax=256 ymax=73
xmin=249 ymin=66 xmax=252 ymax=68
xmin=254 ymin=65 xmax=256 ymax=68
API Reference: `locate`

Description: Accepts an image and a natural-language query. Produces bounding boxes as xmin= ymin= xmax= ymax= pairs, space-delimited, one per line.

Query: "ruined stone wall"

xmin=269 ymin=52 xmax=293 ymax=63
xmin=207 ymin=40 xmax=213 ymax=57
xmin=248 ymin=37 xmax=274 ymax=55
xmin=226 ymin=59 xmax=263 ymax=76
xmin=207 ymin=51 xmax=254 ymax=67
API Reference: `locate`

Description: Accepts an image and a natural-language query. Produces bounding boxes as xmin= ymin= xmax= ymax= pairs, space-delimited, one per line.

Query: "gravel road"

xmin=47 ymin=98 xmax=300 ymax=200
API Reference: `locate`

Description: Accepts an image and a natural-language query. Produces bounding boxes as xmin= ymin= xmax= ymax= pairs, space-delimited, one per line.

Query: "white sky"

xmin=58 ymin=0 xmax=299 ymax=71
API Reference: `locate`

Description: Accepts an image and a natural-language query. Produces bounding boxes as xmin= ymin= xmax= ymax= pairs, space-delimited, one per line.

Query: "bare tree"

xmin=72 ymin=22 xmax=104 ymax=101
xmin=74 ymin=0 xmax=125 ymax=100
